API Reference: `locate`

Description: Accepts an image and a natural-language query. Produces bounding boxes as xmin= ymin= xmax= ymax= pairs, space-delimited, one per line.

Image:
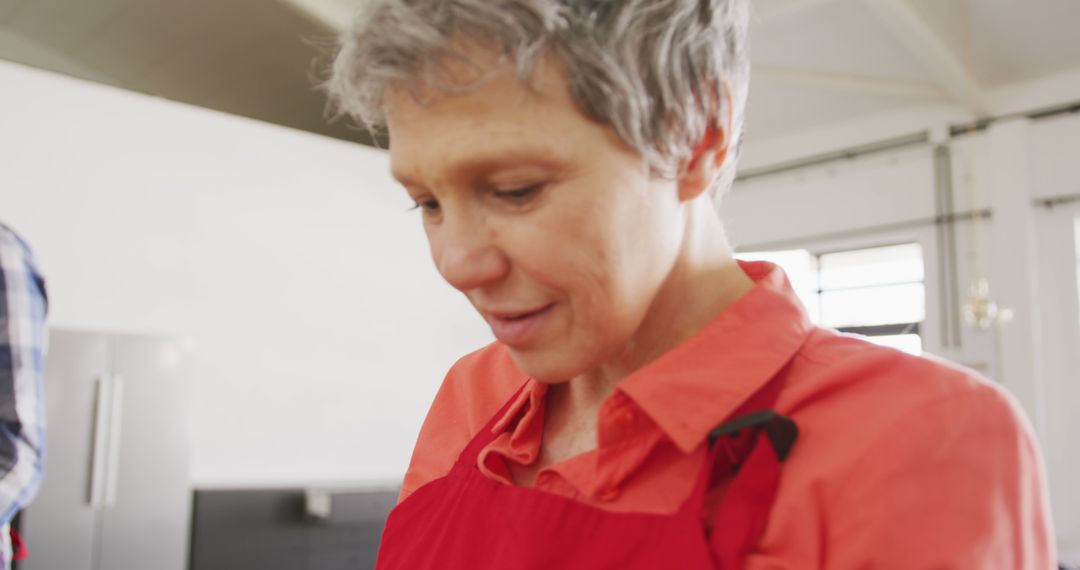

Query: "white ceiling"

xmin=2 ymin=0 xmax=1079 ymax=148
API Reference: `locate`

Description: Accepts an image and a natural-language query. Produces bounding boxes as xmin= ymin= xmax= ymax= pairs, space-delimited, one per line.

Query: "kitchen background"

xmin=2 ymin=0 xmax=1079 ymax=568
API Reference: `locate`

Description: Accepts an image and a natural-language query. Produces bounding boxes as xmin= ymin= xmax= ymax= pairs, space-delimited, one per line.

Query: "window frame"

xmin=811 ymin=242 xmax=926 ymax=344
xmin=735 ymin=226 xmax=943 ymax=354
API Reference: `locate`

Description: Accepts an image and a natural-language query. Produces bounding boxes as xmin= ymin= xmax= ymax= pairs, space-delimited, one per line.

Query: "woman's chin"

xmin=505 ymin=347 xmax=580 ymax=384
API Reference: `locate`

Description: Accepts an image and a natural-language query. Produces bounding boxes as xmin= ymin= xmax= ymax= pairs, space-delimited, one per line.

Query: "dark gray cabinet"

xmin=20 ymin=330 xmax=191 ymax=570
xmin=189 ymin=489 xmax=397 ymax=570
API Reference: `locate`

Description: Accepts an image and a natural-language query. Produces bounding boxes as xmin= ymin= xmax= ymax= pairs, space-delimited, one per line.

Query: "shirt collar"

xmin=617 ymin=260 xmax=814 ymax=454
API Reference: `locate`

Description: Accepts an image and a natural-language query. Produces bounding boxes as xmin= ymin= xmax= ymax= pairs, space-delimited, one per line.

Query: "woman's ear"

xmin=677 ymin=84 xmax=734 ymax=202
xmin=677 ymin=126 xmax=728 ymax=201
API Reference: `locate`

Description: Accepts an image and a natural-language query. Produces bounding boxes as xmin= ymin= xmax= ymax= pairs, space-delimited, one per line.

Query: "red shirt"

xmin=400 ymin=261 xmax=1056 ymax=568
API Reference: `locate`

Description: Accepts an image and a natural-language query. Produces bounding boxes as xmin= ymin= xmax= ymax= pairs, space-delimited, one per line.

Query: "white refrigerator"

xmin=19 ymin=329 xmax=192 ymax=570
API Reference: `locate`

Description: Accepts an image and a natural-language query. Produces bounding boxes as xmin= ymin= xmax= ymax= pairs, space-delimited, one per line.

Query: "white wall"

xmin=0 ymin=60 xmax=493 ymax=488
xmin=725 ymin=144 xmax=937 ymax=248
xmin=726 ymin=111 xmax=1080 ymax=561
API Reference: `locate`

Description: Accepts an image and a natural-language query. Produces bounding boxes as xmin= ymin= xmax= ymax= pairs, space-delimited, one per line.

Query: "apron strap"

xmin=682 ymin=375 xmax=798 ymax=568
xmin=708 ymin=424 xmax=788 ymax=567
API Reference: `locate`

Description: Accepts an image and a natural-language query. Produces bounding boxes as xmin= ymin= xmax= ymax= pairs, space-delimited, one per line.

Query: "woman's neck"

xmin=553 ymin=198 xmax=755 ymax=421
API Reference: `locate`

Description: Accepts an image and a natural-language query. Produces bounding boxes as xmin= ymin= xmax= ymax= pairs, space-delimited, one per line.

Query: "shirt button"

xmin=598 ymin=486 xmax=621 ymax=502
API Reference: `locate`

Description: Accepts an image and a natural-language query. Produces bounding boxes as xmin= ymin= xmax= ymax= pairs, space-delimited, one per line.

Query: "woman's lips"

xmin=486 ymin=304 xmax=554 ymax=347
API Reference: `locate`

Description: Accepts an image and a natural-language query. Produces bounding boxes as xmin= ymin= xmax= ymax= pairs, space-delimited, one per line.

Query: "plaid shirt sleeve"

xmin=0 ymin=224 xmax=47 ymax=530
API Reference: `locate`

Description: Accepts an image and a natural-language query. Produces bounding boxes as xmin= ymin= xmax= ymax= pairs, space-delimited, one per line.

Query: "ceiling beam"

xmin=862 ymin=0 xmax=990 ymax=117
xmin=755 ymin=65 xmax=947 ymax=100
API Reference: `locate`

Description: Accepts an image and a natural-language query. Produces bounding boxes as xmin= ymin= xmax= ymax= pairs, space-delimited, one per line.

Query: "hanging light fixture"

xmin=962 ymin=277 xmax=1013 ymax=330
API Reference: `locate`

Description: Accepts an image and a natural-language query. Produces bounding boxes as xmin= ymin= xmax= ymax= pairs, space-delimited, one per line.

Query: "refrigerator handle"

xmin=88 ymin=375 xmax=112 ymax=507
xmin=104 ymin=375 xmax=125 ymax=508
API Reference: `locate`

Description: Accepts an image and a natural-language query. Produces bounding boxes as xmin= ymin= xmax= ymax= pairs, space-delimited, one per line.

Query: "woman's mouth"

xmin=485 ymin=304 xmax=554 ymax=347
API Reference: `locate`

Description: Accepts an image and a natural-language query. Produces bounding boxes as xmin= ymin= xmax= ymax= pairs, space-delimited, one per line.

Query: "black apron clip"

xmin=707 ymin=410 xmax=799 ymax=462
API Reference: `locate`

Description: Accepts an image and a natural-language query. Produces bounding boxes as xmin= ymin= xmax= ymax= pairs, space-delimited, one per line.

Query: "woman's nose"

xmin=433 ymin=219 xmax=509 ymax=293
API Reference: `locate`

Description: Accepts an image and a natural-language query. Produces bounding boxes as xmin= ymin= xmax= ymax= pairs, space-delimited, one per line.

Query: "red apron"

xmin=376 ymin=374 xmax=796 ymax=569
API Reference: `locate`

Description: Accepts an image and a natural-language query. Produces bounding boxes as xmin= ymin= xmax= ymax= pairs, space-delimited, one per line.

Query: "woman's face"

xmin=386 ymin=57 xmax=686 ymax=383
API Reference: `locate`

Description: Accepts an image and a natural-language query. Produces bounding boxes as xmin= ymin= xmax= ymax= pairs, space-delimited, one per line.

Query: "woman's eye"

xmin=494 ymin=184 xmax=542 ymax=203
xmin=410 ymin=199 xmax=441 ymax=214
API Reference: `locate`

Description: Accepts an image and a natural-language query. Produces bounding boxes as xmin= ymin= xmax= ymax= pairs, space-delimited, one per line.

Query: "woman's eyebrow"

xmin=392 ymin=145 xmax=563 ymax=188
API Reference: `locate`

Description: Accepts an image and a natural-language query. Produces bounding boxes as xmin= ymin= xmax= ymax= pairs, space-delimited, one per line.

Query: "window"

xmin=738 ymin=243 xmax=926 ymax=355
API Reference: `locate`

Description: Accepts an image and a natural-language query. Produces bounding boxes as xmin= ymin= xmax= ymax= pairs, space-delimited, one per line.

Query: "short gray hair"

xmin=325 ymin=0 xmax=750 ymax=191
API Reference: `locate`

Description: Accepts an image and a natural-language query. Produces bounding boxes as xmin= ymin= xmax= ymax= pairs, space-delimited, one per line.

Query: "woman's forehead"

xmin=385 ymin=63 xmax=594 ymax=186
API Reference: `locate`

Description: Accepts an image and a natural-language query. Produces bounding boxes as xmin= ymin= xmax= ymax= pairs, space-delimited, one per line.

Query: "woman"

xmin=327 ymin=1 xmax=1056 ymax=568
